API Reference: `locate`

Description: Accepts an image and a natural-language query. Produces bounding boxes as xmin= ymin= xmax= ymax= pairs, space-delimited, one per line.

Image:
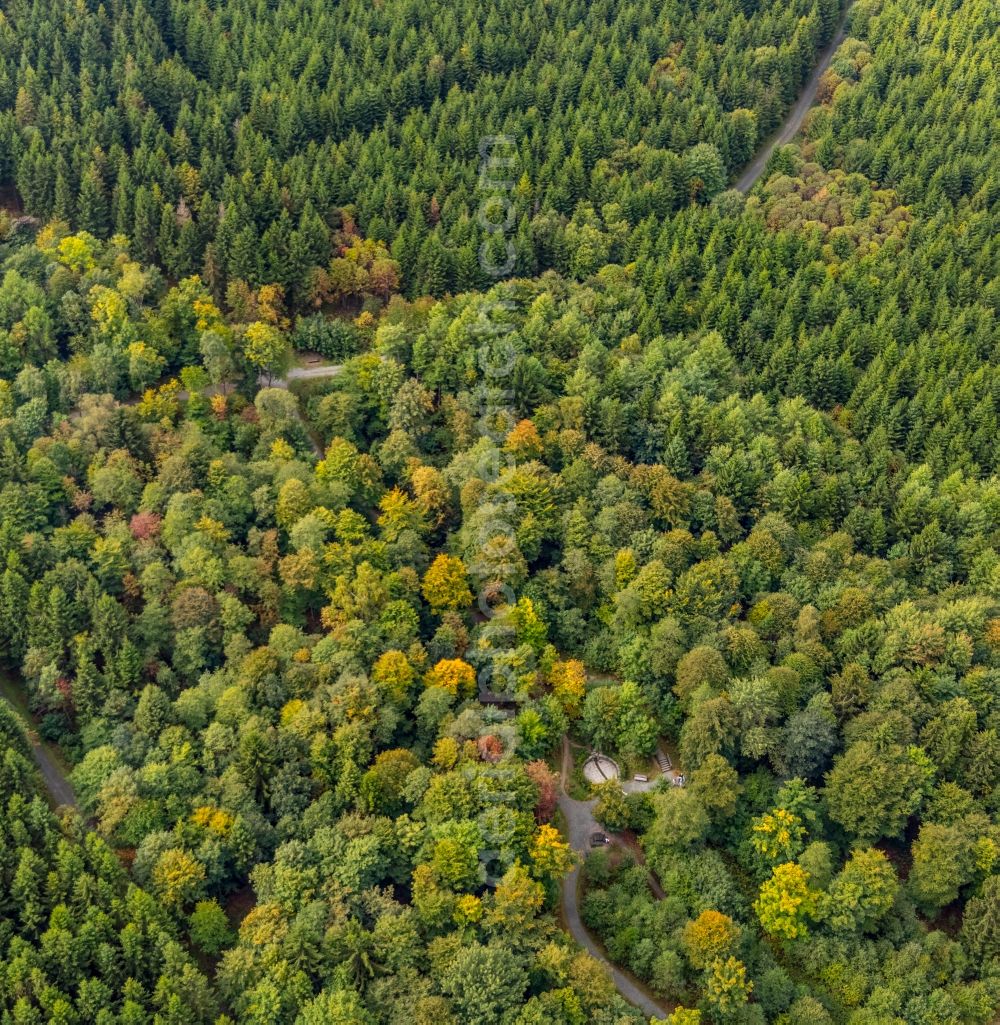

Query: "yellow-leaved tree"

xmin=528 ymin=823 xmax=576 ymax=882
xmin=680 ymin=909 xmax=742 ymax=969
xmin=242 ymin=321 xmax=289 ymax=377
xmin=424 ymin=658 xmax=477 ymax=698
xmin=372 ymin=650 xmax=417 ymax=701
xmin=754 ymin=862 xmax=819 ymax=940
xmin=422 ymin=553 xmax=473 ymax=612
xmin=705 ymin=956 xmax=753 ymax=1018
xmin=548 ymin=658 xmax=587 ymax=715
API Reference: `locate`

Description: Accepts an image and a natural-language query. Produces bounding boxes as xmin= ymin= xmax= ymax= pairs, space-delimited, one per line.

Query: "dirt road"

xmin=262 ymin=363 xmax=343 ymax=389
xmin=734 ymin=3 xmax=854 ymax=192
xmin=0 ymin=674 xmax=79 ymax=812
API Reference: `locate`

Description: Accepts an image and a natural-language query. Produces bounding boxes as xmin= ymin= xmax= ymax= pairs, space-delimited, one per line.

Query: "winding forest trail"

xmin=734 ymin=2 xmax=854 ymax=192
xmin=0 ymin=672 xmax=79 ymax=812
xmin=557 ymin=737 xmax=671 ymax=1021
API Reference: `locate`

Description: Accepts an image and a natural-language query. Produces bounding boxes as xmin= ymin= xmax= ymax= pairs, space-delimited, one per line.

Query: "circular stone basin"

xmin=583 ymin=753 xmax=620 ymax=784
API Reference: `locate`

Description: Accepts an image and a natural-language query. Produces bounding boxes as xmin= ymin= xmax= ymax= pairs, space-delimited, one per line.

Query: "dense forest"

xmin=0 ymin=0 xmax=843 ymax=298
xmin=0 ymin=0 xmax=998 ymax=1022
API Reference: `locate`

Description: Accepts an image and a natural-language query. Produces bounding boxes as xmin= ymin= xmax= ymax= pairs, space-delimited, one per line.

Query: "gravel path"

xmin=0 ymin=678 xmax=79 ymax=812
xmin=734 ymin=2 xmax=854 ymax=192
xmin=263 ymin=363 xmax=343 ymax=388
xmin=286 ymin=364 xmax=343 ymax=381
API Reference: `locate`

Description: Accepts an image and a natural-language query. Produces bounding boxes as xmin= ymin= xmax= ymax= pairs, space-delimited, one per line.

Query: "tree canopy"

xmin=0 ymin=0 xmax=998 ymax=1020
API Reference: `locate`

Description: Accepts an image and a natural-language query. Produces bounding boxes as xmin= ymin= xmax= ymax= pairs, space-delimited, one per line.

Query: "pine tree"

xmin=415 ymin=231 xmax=450 ymax=297
xmin=78 ymin=163 xmax=111 ymax=237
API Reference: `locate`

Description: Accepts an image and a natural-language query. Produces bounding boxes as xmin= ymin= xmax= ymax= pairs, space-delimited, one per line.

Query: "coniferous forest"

xmin=0 ymin=0 xmax=997 ymax=1023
